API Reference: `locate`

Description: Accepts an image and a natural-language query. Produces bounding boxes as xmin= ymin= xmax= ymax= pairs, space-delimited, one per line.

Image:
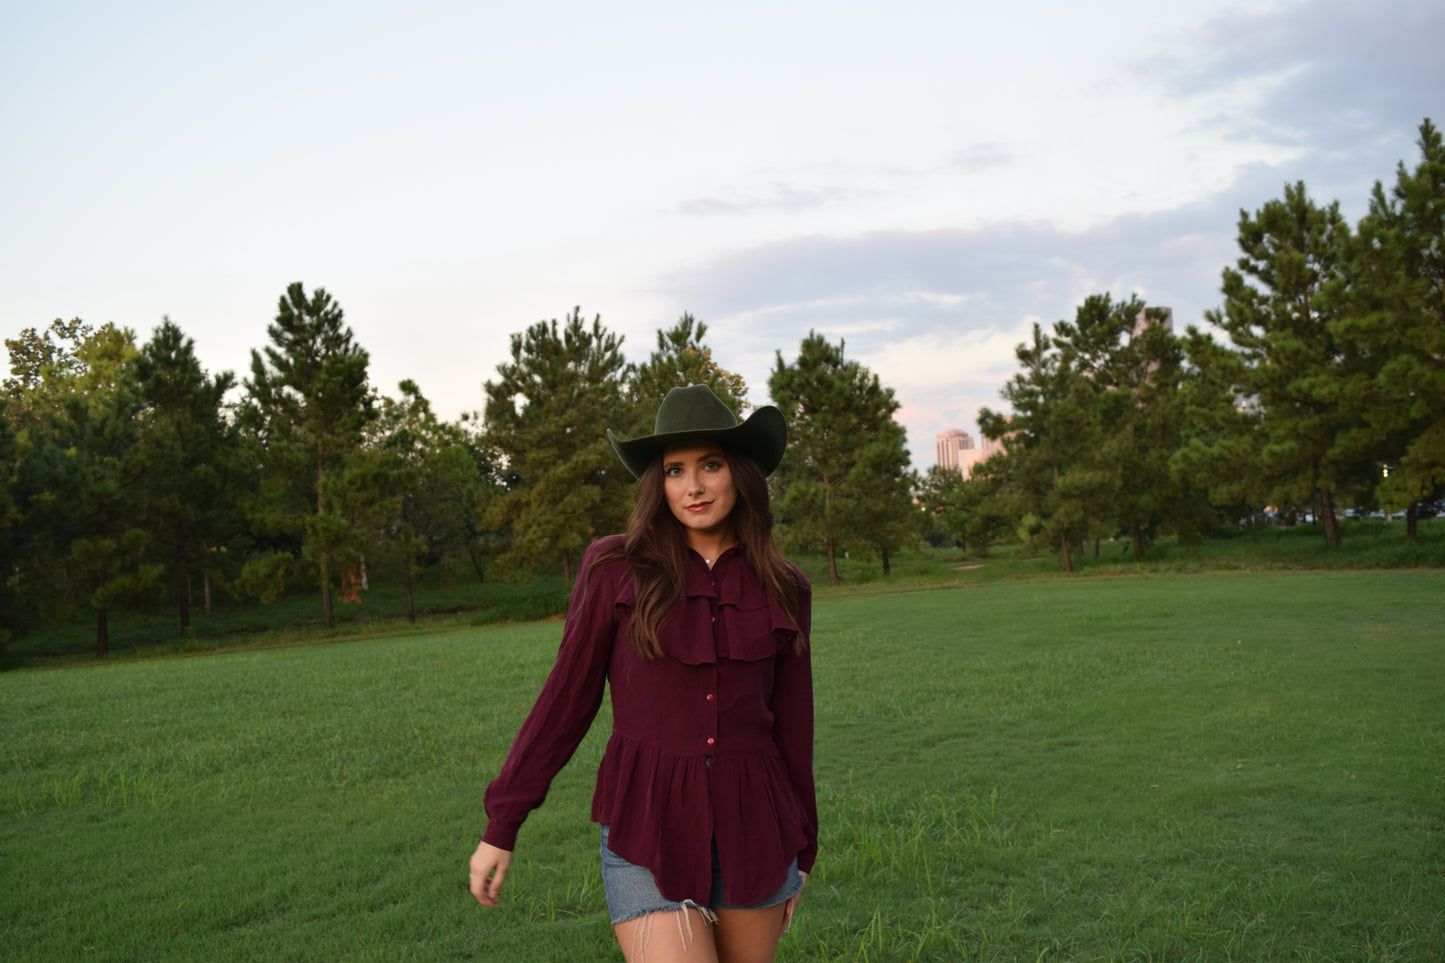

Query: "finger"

xmin=486 ymin=864 xmax=508 ymax=905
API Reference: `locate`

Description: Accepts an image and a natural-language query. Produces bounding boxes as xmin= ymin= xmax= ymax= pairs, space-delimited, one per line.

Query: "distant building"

xmin=936 ymin=428 xmax=1004 ymax=479
xmin=936 ymin=429 xmax=972 ymax=472
xmin=1132 ymin=305 xmax=1173 ymax=339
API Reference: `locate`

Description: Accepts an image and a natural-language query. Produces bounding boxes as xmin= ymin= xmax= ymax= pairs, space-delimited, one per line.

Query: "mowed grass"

xmin=2 ymin=570 xmax=1442 ymax=961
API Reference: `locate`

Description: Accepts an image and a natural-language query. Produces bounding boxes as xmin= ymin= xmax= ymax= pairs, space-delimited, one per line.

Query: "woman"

xmin=469 ymin=384 xmax=815 ymax=963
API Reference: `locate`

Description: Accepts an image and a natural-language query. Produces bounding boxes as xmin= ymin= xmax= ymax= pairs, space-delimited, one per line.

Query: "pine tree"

xmin=240 ymin=283 xmax=375 ymax=624
xmin=1341 ymin=118 xmax=1445 ymax=532
xmin=0 ymin=399 xmax=20 ymax=645
xmin=1198 ymin=181 xmax=1371 ymax=547
xmin=1174 ymin=330 xmax=1274 ymax=541
xmin=481 ymin=308 xmax=629 ymax=582
xmin=980 ymin=323 xmax=1110 ymax=571
xmin=769 ymin=333 xmax=914 ymax=584
xmin=626 ymin=313 xmax=749 ymax=431
xmin=132 ymin=318 xmax=244 ymax=634
xmin=1052 ymin=295 xmax=1195 ymax=556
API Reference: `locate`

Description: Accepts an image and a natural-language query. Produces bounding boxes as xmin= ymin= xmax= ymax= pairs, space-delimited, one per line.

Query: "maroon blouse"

xmin=482 ymin=534 xmax=816 ymax=906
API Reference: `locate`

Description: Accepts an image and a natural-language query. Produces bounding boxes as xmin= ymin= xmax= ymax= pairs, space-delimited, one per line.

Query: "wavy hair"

xmin=594 ymin=445 xmax=807 ymax=660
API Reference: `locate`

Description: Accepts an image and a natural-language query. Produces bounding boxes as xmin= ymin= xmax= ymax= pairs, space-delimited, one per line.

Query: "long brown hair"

xmin=597 ymin=444 xmax=807 ymax=659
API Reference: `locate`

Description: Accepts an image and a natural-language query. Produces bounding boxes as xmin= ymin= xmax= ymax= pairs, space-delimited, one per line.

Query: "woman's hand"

xmin=781 ymin=871 xmax=807 ymax=931
xmin=468 ymin=840 xmax=512 ymax=907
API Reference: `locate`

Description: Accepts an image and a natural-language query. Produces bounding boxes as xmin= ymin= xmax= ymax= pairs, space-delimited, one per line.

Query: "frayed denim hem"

xmin=610 ymin=898 xmax=719 ymax=927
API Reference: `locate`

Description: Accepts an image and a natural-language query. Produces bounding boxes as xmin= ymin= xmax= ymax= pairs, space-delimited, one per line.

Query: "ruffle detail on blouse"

xmin=611 ymin=554 xmax=801 ymax=666
xmin=590 ymin=732 xmax=809 ymax=906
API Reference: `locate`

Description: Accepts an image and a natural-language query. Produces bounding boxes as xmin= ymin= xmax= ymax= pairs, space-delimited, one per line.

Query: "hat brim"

xmin=607 ymin=405 xmax=788 ymax=479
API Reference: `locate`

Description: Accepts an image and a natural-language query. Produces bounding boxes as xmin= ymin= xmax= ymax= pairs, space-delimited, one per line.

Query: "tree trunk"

xmin=204 ymin=572 xmax=212 ymax=615
xmin=178 ymin=582 xmax=191 ymax=634
xmin=1407 ymin=503 xmax=1419 ymax=538
xmin=1247 ymin=505 xmax=1259 ymax=543
xmin=1320 ymin=488 xmax=1341 ymax=548
xmin=826 ymin=538 xmax=839 ymax=585
xmin=1131 ymin=523 xmax=1145 ymax=559
xmin=881 ymin=549 xmax=891 ymax=575
xmin=1093 ymin=538 xmax=1101 ymax=558
xmin=405 ymin=581 xmax=416 ymax=624
xmin=317 ymin=452 xmax=332 ymax=624
xmin=320 ymin=557 xmax=334 ymax=625
xmin=1060 ymin=531 xmax=1074 ymax=573
xmin=96 ymin=606 xmax=109 ymax=658
xmin=470 ymin=548 xmax=486 ymax=583
xmin=561 ymin=549 xmax=571 ymax=586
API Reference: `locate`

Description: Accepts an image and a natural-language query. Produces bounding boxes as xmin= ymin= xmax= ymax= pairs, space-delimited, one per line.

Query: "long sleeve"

xmin=772 ymin=580 xmax=816 ymax=874
xmin=481 ymin=538 xmax=621 ymax=851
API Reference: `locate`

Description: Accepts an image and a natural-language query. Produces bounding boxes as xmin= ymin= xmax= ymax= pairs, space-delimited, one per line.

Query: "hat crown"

xmin=607 ymin=383 xmax=787 ymax=479
xmin=654 ymin=384 xmax=741 ymax=435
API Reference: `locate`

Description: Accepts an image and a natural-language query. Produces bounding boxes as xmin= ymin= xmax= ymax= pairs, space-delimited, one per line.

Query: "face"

xmin=661 ymin=445 xmax=738 ymax=544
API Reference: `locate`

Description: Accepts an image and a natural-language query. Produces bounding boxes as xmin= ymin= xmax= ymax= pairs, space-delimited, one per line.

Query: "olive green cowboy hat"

xmin=607 ymin=384 xmax=789 ymax=478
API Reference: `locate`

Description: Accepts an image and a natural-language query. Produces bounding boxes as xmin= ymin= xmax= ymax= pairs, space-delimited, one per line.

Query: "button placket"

xmin=704 ymin=665 xmax=719 ymax=753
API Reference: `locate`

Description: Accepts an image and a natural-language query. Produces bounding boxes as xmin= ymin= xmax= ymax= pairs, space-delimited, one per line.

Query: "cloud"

xmin=1146 ymin=0 xmax=1443 ymax=178
xmin=857 ymin=324 xmax=1032 ymax=391
xmin=676 ymin=181 xmax=875 ymax=216
xmin=949 ymin=143 xmax=1012 ymax=173
xmin=658 ymin=164 xmax=1326 ymax=466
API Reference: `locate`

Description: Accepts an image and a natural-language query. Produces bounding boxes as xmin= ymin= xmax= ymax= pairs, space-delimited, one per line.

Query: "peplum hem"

xmin=590 ymin=731 xmax=810 ymax=906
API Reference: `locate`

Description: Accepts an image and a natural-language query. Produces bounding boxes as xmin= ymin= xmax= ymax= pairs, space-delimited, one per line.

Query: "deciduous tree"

xmin=12 ymin=325 xmax=161 ymax=655
xmin=367 ymin=380 xmax=479 ymax=621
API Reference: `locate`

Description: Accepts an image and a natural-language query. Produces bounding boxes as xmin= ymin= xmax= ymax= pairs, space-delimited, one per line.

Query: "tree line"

xmin=1 ymin=294 xmax=911 ymax=655
xmin=2 ymin=119 xmax=1439 ymax=653
xmin=921 ymin=119 xmax=1443 ymax=568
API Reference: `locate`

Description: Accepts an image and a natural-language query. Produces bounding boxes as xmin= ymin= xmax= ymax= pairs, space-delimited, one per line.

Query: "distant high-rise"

xmin=1132 ymin=305 xmax=1173 ymax=378
xmin=936 ymin=429 xmax=972 ymax=472
xmin=1132 ymin=305 xmax=1173 ymax=339
xmin=936 ymin=428 xmax=1003 ymax=478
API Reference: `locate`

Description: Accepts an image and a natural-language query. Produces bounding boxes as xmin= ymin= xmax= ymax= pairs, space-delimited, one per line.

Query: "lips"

xmin=686 ymin=501 xmax=713 ymax=513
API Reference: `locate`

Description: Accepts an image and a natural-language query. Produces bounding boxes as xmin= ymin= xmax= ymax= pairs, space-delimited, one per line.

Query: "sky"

xmin=2 ymin=0 xmax=1441 ymax=468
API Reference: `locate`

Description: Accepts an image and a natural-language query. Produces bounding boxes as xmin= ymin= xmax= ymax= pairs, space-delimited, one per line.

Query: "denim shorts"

xmin=599 ymin=825 xmax=804 ymax=925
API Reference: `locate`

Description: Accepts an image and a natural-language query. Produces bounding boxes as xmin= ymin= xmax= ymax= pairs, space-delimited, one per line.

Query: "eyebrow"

xmin=662 ymin=450 xmax=726 ymax=468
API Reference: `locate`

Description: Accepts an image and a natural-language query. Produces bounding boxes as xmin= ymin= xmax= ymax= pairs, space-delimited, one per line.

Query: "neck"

xmin=686 ymin=532 xmax=735 ymax=562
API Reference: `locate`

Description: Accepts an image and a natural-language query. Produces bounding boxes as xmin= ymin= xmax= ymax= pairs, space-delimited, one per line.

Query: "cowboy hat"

xmin=607 ymin=384 xmax=788 ymax=478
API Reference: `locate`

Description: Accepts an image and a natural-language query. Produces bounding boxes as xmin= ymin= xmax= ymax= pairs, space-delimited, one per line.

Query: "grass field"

xmin=3 ymin=569 xmax=1442 ymax=960
xmin=7 ymin=516 xmax=1443 ymax=668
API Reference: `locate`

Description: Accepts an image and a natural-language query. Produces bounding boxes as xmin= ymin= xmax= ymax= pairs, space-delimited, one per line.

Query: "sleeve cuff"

xmin=482 ymin=821 xmax=519 ymax=852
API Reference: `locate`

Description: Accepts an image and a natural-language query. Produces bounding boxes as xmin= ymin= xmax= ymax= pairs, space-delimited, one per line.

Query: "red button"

xmin=706 ymin=693 xmax=715 ymax=702
xmin=706 ymin=737 xmax=715 ymax=746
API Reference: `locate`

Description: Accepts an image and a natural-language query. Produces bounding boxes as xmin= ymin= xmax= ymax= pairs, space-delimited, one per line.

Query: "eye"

xmin=703 ymin=459 xmax=724 ymax=471
xmin=663 ymin=465 xmax=682 ymax=477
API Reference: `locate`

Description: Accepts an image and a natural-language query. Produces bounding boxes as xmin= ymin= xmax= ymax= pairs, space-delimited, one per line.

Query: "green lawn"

xmin=3 ymin=570 xmax=1442 ymax=960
